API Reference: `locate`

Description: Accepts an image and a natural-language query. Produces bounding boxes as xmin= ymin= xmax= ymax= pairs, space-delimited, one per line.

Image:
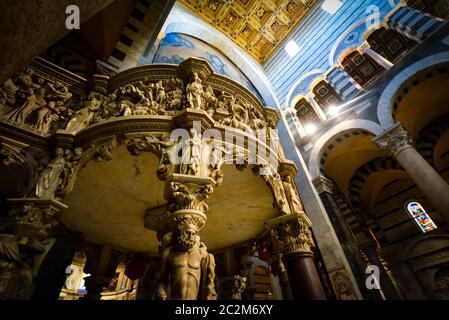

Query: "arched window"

xmin=405 ymin=201 xmax=437 ymax=233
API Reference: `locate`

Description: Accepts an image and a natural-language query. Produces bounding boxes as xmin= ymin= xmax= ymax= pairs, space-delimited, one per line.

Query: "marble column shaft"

xmin=283 ymin=251 xmax=326 ymax=300
xmin=314 ymin=175 xmax=382 ymax=300
xmin=360 ymin=44 xmax=393 ymax=70
xmin=266 ymin=214 xmax=326 ymax=300
xmin=373 ymin=124 xmax=449 ymax=228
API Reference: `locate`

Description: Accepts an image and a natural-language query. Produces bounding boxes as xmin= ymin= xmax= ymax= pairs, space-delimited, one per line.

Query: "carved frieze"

xmin=0 ymin=67 xmax=74 ymax=136
xmin=1 ymin=58 xmax=276 ymax=140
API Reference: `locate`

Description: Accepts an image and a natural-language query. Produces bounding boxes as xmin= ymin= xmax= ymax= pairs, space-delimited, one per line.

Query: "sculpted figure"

xmin=66 ymin=94 xmax=103 ymax=133
xmin=129 ymin=86 xmax=151 ymax=116
xmin=6 ymin=87 xmax=46 ymax=125
xmin=219 ymin=98 xmax=252 ymax=131
xmin=0 ymin=235 xmax=33 ymax=300
xmin=101 ymin=93 xmax=119 ymax=119
xmin=155 ymin=81 xmax=166 ymax=105
xmin=57 ymin=147 xmax=88 ymax=195
xmin=133 ymin=104 xmax=150 ymax=116
xmin=17 ymin=69 xmax=35 ymax=87
xmin=146 ymin=82 xmax=155 ymax=102
xmin=186 ymin=72 xmax=204 ymax=109
xmin=64 ymin=264 xmax=84 ymax=292
xmin=204 ymin=86 xmax=217 ymax=111
xmin=119 ymin=100 xmax=134 ymax=117
xmin=135 ymin=85 xmax=151 ymax=106
xmin=217 ymin=91 xmax=234 ymax=111
xmin=140 ymin=77 xmax=154 ymax=102
xmin=35 ymin=148 xmax=66 ymax=198
xmin=166 ymin=80 xmax=184 ymax=111
xmin=16 ymin=69 xmax=41 ymax=97
xmin=180 ymin=128 xmax=202 ymax=176
xmin=209 ymin=146 xmax=223 ymax=183
xmin=157 ymin=219 xmax=217 ymax=300
xmin=136 ymin=80 xmax=146 ymax=91
xmin=34 ymin=101 xmax=60 ymax=134
xmin=248 ymin=105 xmax=266 ymax=131
xmin=268 ymin=123 xmax=286 ymax=160
xmin=207 ymin=143 xmax=232 ymax=185
xmin=0 ymin=79 xmax=18 ymax=112
xmin=119 ymin=84 xmax=141 ymax=106
xmin=283 ymin=176 xmax=304 ymax=214
xmin=47 ymin=81 xmax=72 ymax=102
xmin=229 ymin=276 xmax=247 ymax=300
xmin=228 ymin=102 xmax=252 ymax=132
xmin=270 ymin=173 xmax=289 ymax=213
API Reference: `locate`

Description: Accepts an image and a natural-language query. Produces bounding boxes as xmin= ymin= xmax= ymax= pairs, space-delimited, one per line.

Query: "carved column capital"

xmin=6 ymin=198 xmax=67 ymax=239
xmin=166 ymin=174 xmax=215 ymax=214
xmin=265 ymin=213 xmax=314 ymax=256
xmin=373 ymin=124 xmax=413 ymax=157
xmin=278 ymin=160 xmax=298 ymax=177
xmin=145 ymin=174 xmax=214 ymax=239
xmin=312 ymin=175 xmax=335 ymax=195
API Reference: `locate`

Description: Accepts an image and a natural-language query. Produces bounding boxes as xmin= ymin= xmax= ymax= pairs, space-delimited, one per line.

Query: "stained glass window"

xmin=406 ymin=201 xmax=437 ymax=233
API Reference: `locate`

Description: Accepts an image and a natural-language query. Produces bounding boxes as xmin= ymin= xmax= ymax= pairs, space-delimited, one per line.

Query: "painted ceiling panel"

xmin=177 ymin=0 xmax=321 ymax=63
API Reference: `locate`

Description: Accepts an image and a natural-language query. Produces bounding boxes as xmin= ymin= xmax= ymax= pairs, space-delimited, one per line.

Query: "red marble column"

xmin=283 ymin=251 xmax=326 ymax=300
xmin=266 ymin=213 xmax=327 ymax=301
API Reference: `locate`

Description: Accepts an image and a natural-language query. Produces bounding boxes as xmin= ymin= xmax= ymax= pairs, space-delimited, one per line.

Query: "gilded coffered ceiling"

xmin=177 ymin=0 xmax=320 ymax=63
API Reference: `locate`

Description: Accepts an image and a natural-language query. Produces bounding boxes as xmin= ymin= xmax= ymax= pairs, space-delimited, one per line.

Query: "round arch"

xmin=308 ymin=119 xmax=384 ymax=178
xmin=329 ymin=19 xmax=370 ymax=66
xmin=285 ymin=69 xmax=325 ymax=108
xmin=347 ymin=156 xmax=406 ymax=222
xmin=377 ymin=52 xmax=449 ymax=128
